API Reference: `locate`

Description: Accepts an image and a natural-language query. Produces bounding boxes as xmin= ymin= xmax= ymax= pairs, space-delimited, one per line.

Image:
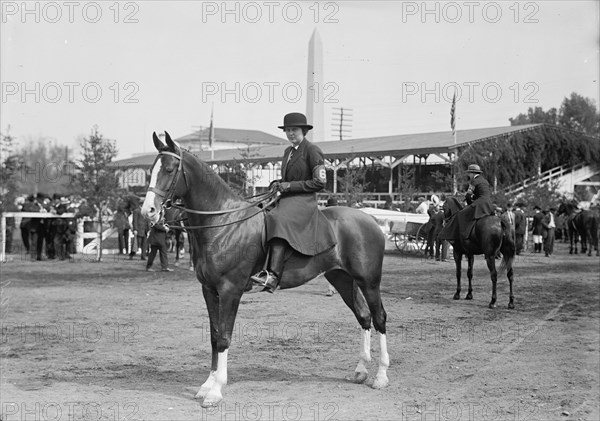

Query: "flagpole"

xmin=209 ymin=103 xmax=215 ymax=161
xmin=450 ymin=90 xmax=457 ymax=192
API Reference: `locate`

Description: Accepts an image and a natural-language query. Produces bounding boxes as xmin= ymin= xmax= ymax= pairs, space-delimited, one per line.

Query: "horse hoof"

xmin=453 ymin=293 xmax=460 ymax=300
xmin=465 ymin=294 xmax=473 ymax=300
xmin=508 ymin=302 xmax=515 ymax=309
xmin=372 ymin=375 xmax=389 ymax=389
xmin=488 ymin=303 xmax=496 ymax=309
xmin=353 ymin=371 xmax=368 ymax=384
xmin=201 ymin=394 xmax=223 ymax=408
xmin=195 ymin=387 xmax=210 ymax=399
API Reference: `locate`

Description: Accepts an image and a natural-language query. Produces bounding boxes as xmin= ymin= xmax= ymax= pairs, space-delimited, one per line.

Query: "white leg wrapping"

xmin=353 ymin=329 xmax=371 ymax=383
xmin=372 ymin=333 xmax=389 ymax=389
xmin=201 ymin=350 xmax=228 ymax=407
xmin=195 ymin=370 xmax=215 ymax=399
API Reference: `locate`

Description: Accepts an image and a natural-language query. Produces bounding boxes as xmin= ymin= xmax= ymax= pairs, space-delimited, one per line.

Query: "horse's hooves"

xmin=465 ymin=295 xmax=473 ymax=300
xmin=508 ymin=302 xmax=515 ymax=309
xmin=372 ymin=375 xmax=389 ymax=389
xmin=488 ymin=303 xmax=496 ymax=309
xmin=195 ymin=387 xmax=210 ymax=399
xmin=200 ymin=394 xmax=223 ymax=408
xmin=353 ymin=371 xmax=368 ymax=384
xmin=453 ymin=293 xmax=460 ymax=300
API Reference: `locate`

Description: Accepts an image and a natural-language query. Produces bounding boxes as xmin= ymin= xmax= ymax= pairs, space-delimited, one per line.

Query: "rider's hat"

xmin=278 ymin=113 xmax=313 ymax=130
xmin=466 ymin=164 xmax=482 ymax=173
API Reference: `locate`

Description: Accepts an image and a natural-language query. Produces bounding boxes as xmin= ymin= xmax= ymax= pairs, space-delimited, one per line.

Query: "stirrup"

xmin=250 ymin=270 xmax=280 ymax=293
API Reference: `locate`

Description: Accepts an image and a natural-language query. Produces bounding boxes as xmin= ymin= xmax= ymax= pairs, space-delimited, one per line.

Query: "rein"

xmin=164 ymin=193 xmax=280 ymax=230
xmin=152 ymin=149 xmax=279 ymax=230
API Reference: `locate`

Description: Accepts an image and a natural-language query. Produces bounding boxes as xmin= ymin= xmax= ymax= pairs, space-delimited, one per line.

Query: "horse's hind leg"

xmin=325 ymin=270 xmax=372 ymax=384
xmin=453 ymin=251 xmax=462 ymax=300
xmin=465 ymin=255 xmax=474 ymax=300
xmin=506 ymin=258 xmax=515 ymax=309
xmin=485 ymin=255 xmax=498 ymax=308
xmin=354 ymin=276 xmax=389 ymax=389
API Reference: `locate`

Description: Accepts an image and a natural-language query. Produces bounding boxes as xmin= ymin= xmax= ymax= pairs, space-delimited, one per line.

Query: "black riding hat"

xmin=278 ymin=113 xmax=313 ymax=130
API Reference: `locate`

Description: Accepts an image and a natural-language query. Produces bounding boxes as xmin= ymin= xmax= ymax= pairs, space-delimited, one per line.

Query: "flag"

xmin=450 ymin=91 xmax=456 ymax=140
xmin=208 ymin=104 xmax=214 ymax=149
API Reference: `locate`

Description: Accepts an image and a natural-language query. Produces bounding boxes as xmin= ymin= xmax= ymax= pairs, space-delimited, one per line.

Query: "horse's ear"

xmin=153 ymin=132 xmax=165 ymax=151
xmin=164 ymin=131 xmax=178 ymax=152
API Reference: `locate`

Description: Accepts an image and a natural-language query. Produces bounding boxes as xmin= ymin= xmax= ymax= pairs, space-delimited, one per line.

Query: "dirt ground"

xmin=1 ymin=241 xmax=598 ymax=421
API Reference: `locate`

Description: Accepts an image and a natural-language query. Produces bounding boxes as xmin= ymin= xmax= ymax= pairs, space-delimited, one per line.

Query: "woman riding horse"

xmin=251 ymin=112 xmax=336 ymax=293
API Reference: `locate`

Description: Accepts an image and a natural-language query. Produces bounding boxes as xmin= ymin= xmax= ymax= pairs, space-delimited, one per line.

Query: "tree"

xmin=74 ymin=126 xmax=122 ymax=207
xmin=0 ymin=126 xmax=21 ymax=212
xmin=17 ymin=136 xmax=75 ymax=196
xmin=509 ymin=106 xmax=558 ymax=126
xmin=558 ymin=92 xmax=600 ymax=137
xmin=229 ymin=145 xmax=263 ymax=196
xmin=509 ymin=92 xmax=600 ymax=137
xmin=396 ymin=164 xmax=418 ymax=211
xmin=338 ymin=165 xmax=369 ymax=206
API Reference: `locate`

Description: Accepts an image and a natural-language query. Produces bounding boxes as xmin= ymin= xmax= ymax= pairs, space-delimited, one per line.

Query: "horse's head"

xmin=443 ymin=197 xmax=463 ymax=220
xmin=141 ymin=132 xmax=187 ymax=225
xmin=557 ymin=200 xmax=576 ymax=217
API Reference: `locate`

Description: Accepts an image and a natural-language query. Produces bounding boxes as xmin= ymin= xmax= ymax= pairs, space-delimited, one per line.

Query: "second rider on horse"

xmin=251 ymin=113 xmax=337 ymax=293
xmin=438 ymin=164 xmax=495 ymax=241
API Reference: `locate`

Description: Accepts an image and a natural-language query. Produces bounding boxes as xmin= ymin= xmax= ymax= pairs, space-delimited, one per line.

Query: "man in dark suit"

xmin=542 ymin=207 xmax=556 ymax=257
xmin=531 ymin=205 xmax=545 ymax=253
xmin=428 ymin=204 xmax=445 ymax=260
xmin=146 ymin=221 xmax=173 ymax=272
xmin=251 ymin=113 xmax=336 ymax=293
xmin=129 ymin=205 xmax=149 ymax=260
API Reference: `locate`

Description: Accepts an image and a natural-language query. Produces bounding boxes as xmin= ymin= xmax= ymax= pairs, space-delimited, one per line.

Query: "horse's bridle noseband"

xmin=149 ymin=150 xmax=184 ymax=211
xmin=149 ymin=149 xmax=279 ymax=230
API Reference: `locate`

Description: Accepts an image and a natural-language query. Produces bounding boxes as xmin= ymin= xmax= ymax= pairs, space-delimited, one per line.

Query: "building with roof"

xmin=112 ymin=123 xmax=599 ymax=203
xmin=173 ymin=127 xmax=287 ymax=153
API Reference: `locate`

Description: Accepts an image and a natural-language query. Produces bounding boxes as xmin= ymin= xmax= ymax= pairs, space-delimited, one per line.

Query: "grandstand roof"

xmin=112 ymin=124 xmax=546 ymax=168
xmin=177 ymin=127 xmax=287 ymax=146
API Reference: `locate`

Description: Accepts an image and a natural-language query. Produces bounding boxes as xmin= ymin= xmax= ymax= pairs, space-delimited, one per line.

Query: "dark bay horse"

xmin=557 ymin=201 xmax=599 ymax=256
xmin=443 ymin=197 xmax=516 ymax=309
xmin=141 ymin=133 xmax=389 ymax=407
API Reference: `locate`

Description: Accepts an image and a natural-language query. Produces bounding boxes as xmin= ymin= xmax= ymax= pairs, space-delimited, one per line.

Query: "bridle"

xmin=149 ymin=149 xmax=279 ymax=230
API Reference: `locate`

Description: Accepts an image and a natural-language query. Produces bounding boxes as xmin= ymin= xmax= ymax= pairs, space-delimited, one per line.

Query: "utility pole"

xmin=331 ymin=107 xmax=353 ymax=140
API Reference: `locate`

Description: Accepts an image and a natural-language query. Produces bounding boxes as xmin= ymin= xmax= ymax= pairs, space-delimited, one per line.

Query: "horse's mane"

xmin=162 ymin=146 xmax=243 ymax=201
xmin=448 ymin=196 xmax=464 ymax=211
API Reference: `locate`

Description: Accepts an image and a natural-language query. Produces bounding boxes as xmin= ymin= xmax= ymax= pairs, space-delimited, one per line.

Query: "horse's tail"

xmin=499 ymin=218 xmax=516 ymax=273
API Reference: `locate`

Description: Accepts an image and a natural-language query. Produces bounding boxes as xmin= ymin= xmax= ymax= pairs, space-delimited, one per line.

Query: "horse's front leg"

xmin=465 ymin=255 xmax=474 ymax=300
xmin=485 ymin=255 xmax=497 ymax=308
xmin=196 ymin=285 xmax=219 ymax=400
xmin=196 ymin=285 xmax=242 ymax=408
xmin=203 ymin=287 xmax=242 ymax=408
xmin=453 ymin=250 xmax=462 ymax=300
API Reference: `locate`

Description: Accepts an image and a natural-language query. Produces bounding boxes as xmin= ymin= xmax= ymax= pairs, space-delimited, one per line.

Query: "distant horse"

xmin=557 ymin=201 xmax=599 ymax=256
xmin=141 ymin=132 xmax=389 ymax=407
xmin=443 ymin=197 xmax=516 ymax=309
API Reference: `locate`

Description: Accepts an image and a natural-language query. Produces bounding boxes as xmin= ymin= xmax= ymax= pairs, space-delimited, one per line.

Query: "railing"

xmin=317 ymin=192 xmax=450 ymax=207
xmin=503 ymin=163 xmax=586 ymax=195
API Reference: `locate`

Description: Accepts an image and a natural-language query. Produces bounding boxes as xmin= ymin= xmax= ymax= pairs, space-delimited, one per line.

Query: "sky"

xmin=1 ymin=1 xmax=598 ymax=160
